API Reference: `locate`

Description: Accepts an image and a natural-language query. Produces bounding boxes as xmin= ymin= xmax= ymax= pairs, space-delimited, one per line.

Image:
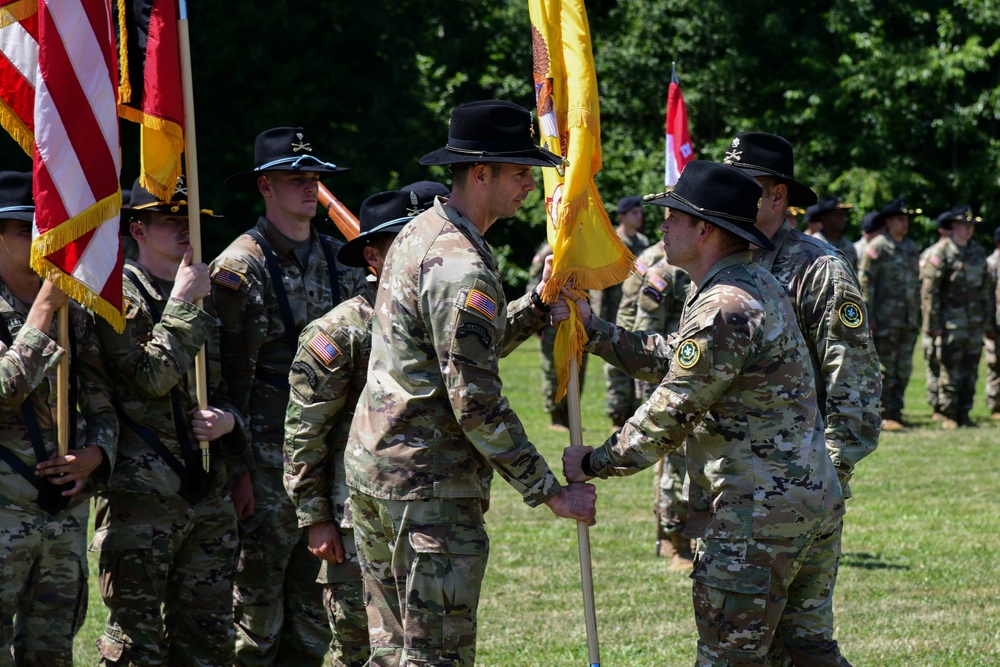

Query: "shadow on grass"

xmin=840 ymin=551 xmax=910 ymax=571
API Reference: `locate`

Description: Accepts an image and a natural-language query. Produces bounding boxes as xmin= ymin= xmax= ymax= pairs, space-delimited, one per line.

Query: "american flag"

xmin=308 ymin=331 xmax=341 ymax=366
xmin=466 ymin=289 xmax=496 ymax=321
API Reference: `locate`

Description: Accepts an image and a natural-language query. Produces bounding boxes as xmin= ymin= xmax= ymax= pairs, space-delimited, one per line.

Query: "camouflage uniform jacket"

xmin=346 ymin=199 xmax=559 ymax=506
xmin=858 ymin=232 xmax=920 ymax=333
xmin=753 ymin=221 xmax=881 ymax=496
xmin=210 ymin=216 xmax=368 ymax=471
xmin=920 ymin=237 xmax=995 ymax=338
xmin=584 ymin=252 xmax=844 ymax=539
xmin=813 ymin=231 xmax=858 ymax=268
xmin=0 ymin=280 xmax=117 ymax=511
xmin=615 ymin=244 xmax=665 ymax=333
xmin=284 ymin=280 xmax=377 ymax=529
xmin=95 ymin=261 xmax=248 ymax=500
xmin=593 ymin=228 xmax=649 ymax=323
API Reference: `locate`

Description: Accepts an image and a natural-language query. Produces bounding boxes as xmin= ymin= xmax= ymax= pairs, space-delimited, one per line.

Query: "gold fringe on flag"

xmin=0 ymin=0 xmax=37 ymax=28
xmin=0 ymin=101 xmax=33 ymax=156
xmin=116 ymin=0 xmax=131 ymax=103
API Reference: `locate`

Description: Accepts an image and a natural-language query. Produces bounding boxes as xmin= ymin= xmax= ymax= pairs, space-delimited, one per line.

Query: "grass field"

xmin=72 ymin=338 xmax=1000 ymax=666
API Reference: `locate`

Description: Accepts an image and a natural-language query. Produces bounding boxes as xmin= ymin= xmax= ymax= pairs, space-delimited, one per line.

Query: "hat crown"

xmin=253 ymin=127 xmax=325 ymax=169
xmin=0 ymin=171 xmax=34 ymax=214
xmin=617 ymin=195 xmax=643 ymax=215
xmin=359 ymin=191 xmax=416 ymax=234
xmin=673 ymin=161 xmax=761 ymax=222
xmin=400 ymin=181 xmax=450 ymax=216
xmin=128 ymin=175 xmax=187 ymax=209
xmin=861 ymin=211 xmax=881 ymax=233
xmin=724 ymin=132 xmax=795 ymax=178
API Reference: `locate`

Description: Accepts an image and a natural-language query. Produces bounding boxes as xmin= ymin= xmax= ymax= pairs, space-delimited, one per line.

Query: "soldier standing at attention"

xmin=346 ymin=100 xmax=597 ymax=667
xmin=920 ymin=206 xmax=996 ymax=429
xmin=853 ymin=212 xmax=883 ymax=274
xmin=560 ymin=160 xmax=850 ymax=666
xmin=920 ymin=210 xmax=954 ymax=421
xmin=283 ymin=187 xmax=436 ymax=666
xmin=211 ymin=127 xmax=369 ymax=665
xmin=858 ymin=198 xmax=922 ymax=431
xmin=92 ymin=178 xmax=248 ymax=666
xmin=813 ymin=196 xmax=859 ymax=268
xmin=0 ymin=171 xmax=117 ymax=665
xmin=613 ymin=241 xmax=693 ymax=569
xmin=985 ymin=226 xmax=1000 ymax=419
xmin=723 ymin=132 xmax=881 ymax=502
xmin=596 ymin=196 xmax=649 ymax=431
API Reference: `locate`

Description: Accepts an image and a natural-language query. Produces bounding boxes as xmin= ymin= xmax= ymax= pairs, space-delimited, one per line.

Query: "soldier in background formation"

xmin=91 ymin=178 xmax=248 ymax=666
xmin=210 ymin=127 xmax=369 ymax=665
xmin=595 ymin=196 xmax=649 ymax=431
xmin=614 ymin=241 xmax=693 ymax=570
xmin=920 ymin=206 xmax=996 ymax=429
xmin=527 ymin=240 xmax=586 ymax=432
xmin=0 ymin=172 xmax=118 ymax=665
xmin=283 ymin=186 xmax=439 ymax=666
xmin=858 ymin=198 xmax=921 ymax=431
xmin=812 ymin=196 xmax=859 ymax=268
xmin=919 ymin=210 xmax=954 ymax=421
xmin=986 ymin=226 xmax=1000 ymax=420
xmin=853 ymin=211 xmax=883 ymax=271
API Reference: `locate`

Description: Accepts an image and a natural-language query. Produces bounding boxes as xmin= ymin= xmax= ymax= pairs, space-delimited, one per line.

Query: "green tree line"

xmin=2 ymin=1 xmax=997 ymax=294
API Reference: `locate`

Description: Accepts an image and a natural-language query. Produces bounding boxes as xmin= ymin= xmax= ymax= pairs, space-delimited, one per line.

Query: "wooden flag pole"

xmin=177 ymin=0 xmax=209 ymax=472
xmin=56 ymin=303 xmax=69 ymax=457
xmin=318 ymin=183 xmax=361 ymax=241
xmin=566 ymin=362 xmax=600 ymax=666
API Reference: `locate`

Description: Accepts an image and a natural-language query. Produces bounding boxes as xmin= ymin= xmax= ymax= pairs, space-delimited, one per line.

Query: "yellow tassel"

xmin=0 ymin=101 xmax=34 ymax=157
xmin=31 ymin=258 xmax=126 ymax=333
xmin=30 ymin=190 xmax=121 ymax=257
xmin=116 ymin=0 xmax=132 ymax=104
xmin=0 ymin=0 xmax=37 ymax=28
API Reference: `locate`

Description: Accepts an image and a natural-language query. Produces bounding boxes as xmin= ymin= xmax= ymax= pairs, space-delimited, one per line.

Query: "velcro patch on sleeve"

xmin=635 ymin=259 xmax=649 ymax=276
xmin=647 ymin=272 xmax=668 ymax=292
xmin=465 ymin=288 xmax=497 ymax=321
xmin=307 ymin=331 xmax=342 ymax=366
xmin=212 ymin=267 xmax=245 ymax=291
xmin=929 ymin=255 xmax=942 ymax=267
xmin=866 ymin=246 xmax=879 ymax=260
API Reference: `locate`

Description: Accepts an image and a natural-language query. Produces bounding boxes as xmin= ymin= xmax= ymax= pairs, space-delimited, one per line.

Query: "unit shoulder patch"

xmin=676 ymin=338 xmax=701 ymax=369
xmin=838 ymin=301 xmax=864 ymax=329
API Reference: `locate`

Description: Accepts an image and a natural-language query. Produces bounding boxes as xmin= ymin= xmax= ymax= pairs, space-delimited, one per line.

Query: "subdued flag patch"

xmin=307 ymin=331 xmax=341 ymax=366
xmin=213 ymin=268 xmax=244 ymax=291
xmin=466 ymin=289 xmax=497 ymax=321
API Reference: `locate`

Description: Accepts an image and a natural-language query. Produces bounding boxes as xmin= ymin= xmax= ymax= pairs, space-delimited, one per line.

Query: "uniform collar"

xmin=686 ymin=251 xmax=753 ymax=306
xmin=124 ymin=259 xmax=169 ymax=301
xmin=256 ymin=215 xmax=319 ymax=258
xmin=432 ymin=197 xmax=498 ymax=271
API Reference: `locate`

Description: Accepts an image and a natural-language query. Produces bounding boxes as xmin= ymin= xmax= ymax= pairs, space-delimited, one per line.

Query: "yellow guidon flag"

xmin=529 ymin=0 xmax=634 ymax=401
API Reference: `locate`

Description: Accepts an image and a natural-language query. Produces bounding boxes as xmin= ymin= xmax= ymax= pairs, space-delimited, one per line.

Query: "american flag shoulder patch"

xmin=635 ymin=259 xmax=648 ymax=276
xmin=648 ymin=272 xmax=668 ymax=292
xmin=213 ymin=267 xmax=245 ymax=291
xmin=307 ymin=331 xmax=341 ymax=366
xmin=466 ymin=288 xmax=497 ymax=321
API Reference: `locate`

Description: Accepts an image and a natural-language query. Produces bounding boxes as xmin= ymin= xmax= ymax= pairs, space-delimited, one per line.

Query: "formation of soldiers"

xmin=0 ymin=95 xmax=991 ymax=667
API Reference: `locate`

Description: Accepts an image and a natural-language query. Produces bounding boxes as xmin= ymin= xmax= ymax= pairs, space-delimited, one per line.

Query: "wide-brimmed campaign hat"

xmin=419 ymin=100 xmax=562 ymax=168
xmin=337 ymin=190 xmax=419 ymax=268
xmin=122 ymin=176 xmax=221 ymax=222
xmin=874 ymin=198 xmax=921 ymax=227
xmin=400 ymin=181 xmax=450 ymax=213
xmin=643 ymin=160 xmax=773 ymax=251
xmin=0 ymin=171 xmax=34 ymax=222
xmin=225 ymin=127 xmax=348 ymax=192
xmin=948 ymin=204 xmax=982 ymax=226
xmin=815 ymin=196 xmax=853 ymax=216
xmin=722 ymin=132 xmax=817 ymax=208
xmin=861 ymin=211 xmax=882 ymax=233
xmin=804 ymin=204 xmax=821 ymax=224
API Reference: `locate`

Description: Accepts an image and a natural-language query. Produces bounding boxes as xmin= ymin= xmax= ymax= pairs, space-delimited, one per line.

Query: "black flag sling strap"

xmin=0 ymin=307 xmax=76 ymax=514
xmin=245 ymin=227 xmax=340 ymax=389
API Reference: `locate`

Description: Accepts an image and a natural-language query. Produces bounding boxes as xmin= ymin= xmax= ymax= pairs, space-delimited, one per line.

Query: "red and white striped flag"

xmin=0 ymin=0 xmax=125 ymax=332
xmin=664 ymin=64 xmax=694 ymax=187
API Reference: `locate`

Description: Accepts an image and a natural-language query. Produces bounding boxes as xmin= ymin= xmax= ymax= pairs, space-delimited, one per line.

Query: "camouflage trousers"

xmin=317 ymin=527 xmax=369 ymax=667
xmin=0 ymin=502 xmax=89 ymax=667
xmin=350 ymin=492 xmax=488 ymax=667
xmin=234 ymin=466 xmax=330 ymax=666
xmin=872 ymin=328 xmax=917 ymax=419
xmin=538 ymin=326 xmax=587 ymax=415
xmin=91 ymin=491 xmax=239 ymax=666
xmin=935 ymin=333 xmax=984 ymax=418
xmin=921 ymin=332 xmax=941 ymax=412
xmin=691 ymin=516 xmax=850 ymax=667
xmin=983 ymin=337 xmax=999 ymax=413
xmin=654 ymin=447 xmax=688 ymax=540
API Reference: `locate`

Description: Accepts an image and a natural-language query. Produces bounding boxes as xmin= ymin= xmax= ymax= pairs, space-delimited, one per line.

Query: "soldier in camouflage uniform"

xmin=526 ymin=241 xmax=587 ymax=431
xmin=812 ymin=196 xmax=858 ymax=268
xmin=0 ymin=171 xmax=118 ymax=667
xmin=594 ymin=196 xmax=649 ymax=430
xmin=614 ymin=242 xmax=694 ymax=570
xmin=211 ymin=128 xmax=369 ymax=666
xmin=91 ymin=178 xmax=248 ymax=666
xmin=920 ymin=206 xmax=996 ymax=429
xmin=919 ymin=211 xmax=954 ymax=420
xmin=986 ymin=226 xmax=1000 ymax=419
xmin=858 ymin=198 xmax=922 ymax=430
xmin=561 ymin=161 xmax=850 ymax=666
xmin=345 ymin=101 xmax=597 ymax=667
xmin=284 ymin=188 xmax=437 ymax=666
xmin=853 ymin=211 xmax=883 ymax=269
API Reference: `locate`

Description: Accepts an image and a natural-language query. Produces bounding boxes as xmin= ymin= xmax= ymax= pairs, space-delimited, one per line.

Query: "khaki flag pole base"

xmin=566 ymin=362 xmax=600 ymax=666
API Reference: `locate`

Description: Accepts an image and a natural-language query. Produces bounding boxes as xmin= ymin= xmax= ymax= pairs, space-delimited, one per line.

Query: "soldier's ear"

xmin=129 ymin=220 xmax=145 ymax=242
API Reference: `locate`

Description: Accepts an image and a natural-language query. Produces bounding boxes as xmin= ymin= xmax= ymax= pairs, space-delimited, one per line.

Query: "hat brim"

xmin=0 ymin=208 xmax=34 ymax=223
xmin=418 ymin=145 xmax=562 ymax=168
xmin=725 ymin=165 xmax=818 ymax=208
xmin=224 ymin=164 xmax=350 ymax=193
xmin=644 ymin=193 xmax=775 ymax=252
xmin=336 ymin=219 xmax=411 ymax=267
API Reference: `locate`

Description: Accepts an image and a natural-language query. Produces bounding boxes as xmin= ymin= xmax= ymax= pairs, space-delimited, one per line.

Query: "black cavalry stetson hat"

xmin=0 ymin=171 xmax=35 ymax=222
xmin=861 ymin=211 xmax=882 ymax=233
xmin=122 ymin=175 xmax=221 ymax=221
xmin=723 ymin=132 xmax=818 ymax=208
xmin=225 ymin=127 xmax=348 ymax=192
xmin=400 ymin=180 xmax=450 ymax=208
xmin=947 ymin=204 xmax=982 ymax=226
xmin=419 ymin=100 xmax=562 ymax=167
xmin=643 ymin=160 xmax=773 ymax=251
xmin=814 ymin=196 xmax=853 ymax=215
xmin=874 ymin=197 xmax=921 ymax=227
xmin=337 ymin=190 xmax=418 ymax=268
